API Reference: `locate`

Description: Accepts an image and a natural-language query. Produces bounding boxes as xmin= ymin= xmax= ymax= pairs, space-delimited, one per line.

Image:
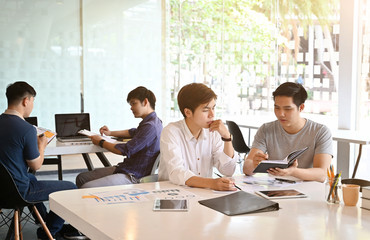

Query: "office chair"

xmin=341 ymin=178 xmax=370 ymax=192
xmin=226 ymin=120 xmax=250 ymax=172
xmin=139 ymin=154 xmax=160 ymax=183
xmin=0 ymin=162 xmax=53 ymax=240
xmin=25 ymin=116 xmax=63 ymax=180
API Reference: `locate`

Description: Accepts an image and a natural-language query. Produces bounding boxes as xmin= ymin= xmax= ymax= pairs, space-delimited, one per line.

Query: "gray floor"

xmin=0 ymin=170 xmax=82 ymax=240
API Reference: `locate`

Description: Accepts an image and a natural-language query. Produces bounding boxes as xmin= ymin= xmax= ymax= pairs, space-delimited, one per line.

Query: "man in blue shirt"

xmin=0 ymin=81 xmax=86 ymax=240
xmin=76 ymin=86 xmax=163 ymax=188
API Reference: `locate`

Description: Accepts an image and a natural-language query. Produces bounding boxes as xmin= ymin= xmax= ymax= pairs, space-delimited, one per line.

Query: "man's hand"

xmin=99 ymin=125 xmax=111 ymax=136
xmin=209 ymin=120 xmax=230 ymax=139
xmin=252 ymin=151 xmax=269 ymax=168
xmin=37 ymin=134 xmax=48 ymax=149
xmin=267 ymin=159 xmax=298 ymax=176
xmin=89 ymin=135 xmax=103 ymax=145
xmin=211 ymin=177 xmax=237 ymax=191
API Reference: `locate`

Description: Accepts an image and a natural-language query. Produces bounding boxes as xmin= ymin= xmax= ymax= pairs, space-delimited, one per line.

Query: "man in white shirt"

xmin=158 ymin=83 xmax=238 ymax=191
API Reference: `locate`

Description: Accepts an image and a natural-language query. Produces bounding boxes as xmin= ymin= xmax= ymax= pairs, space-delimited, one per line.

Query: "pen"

xmin=39 ymin=133 xmax=44 ymax=138
xmin=275 ymin=178 xmax=296 ymax=184
xmin=214 ymin=172 xmax=242 ymax=190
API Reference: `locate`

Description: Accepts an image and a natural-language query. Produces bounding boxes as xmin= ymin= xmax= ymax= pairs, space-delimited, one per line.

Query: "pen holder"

xmin=325 ymin=176 xmax=341 ymax=204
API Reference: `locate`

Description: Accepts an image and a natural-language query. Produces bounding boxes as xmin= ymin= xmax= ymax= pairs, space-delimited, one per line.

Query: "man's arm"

xmin=109 ymin=130 xmax=131 ymax=138
xmin=185 ymin=176 xmax=236 ymax=191
xmin=209 ymin=120 xmax=234 ymax=158
xmin=99 ymin=125 xmax=131 ymax=138
xmin=26 ymin=135 xmax=48 ymax=171
xmin=89 ymin=135 xmax=122 ymax=155
xmin=267 ymin=153 xmax=331 ymax=182
xmin=243 ymin=148 xmax=268 ymax=176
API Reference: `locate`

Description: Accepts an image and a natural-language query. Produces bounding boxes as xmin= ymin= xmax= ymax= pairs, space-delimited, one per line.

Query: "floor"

xmin=0 ymin=152 xmax=122 ymax=240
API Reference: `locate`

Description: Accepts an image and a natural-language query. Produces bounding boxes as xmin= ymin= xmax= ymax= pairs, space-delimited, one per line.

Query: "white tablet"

xmin=153 ymin=199 xmax=188 ymax=212
xmin=255 ymin=189 xmax=307 ymax=199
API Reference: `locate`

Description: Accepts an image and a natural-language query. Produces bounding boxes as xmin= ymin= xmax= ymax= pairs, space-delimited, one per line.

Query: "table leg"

xmin=95 ymin=152 xmax=111 ymax=167
xmin=82 ymin=153 xmax=94 ymax=171
xmin=351 ymin=144 xmax=363 ymax=178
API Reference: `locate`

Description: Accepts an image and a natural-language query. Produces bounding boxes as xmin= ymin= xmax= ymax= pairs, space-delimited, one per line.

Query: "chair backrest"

xmin=226 ymin=120 xmax=250 ymax=154
xmin=151 ymin=153 xmax=160 ymax=175
xmin=341 ymin=178 xmax=370 ymax=192
xmin=139 ymin=174 xmax=159 ymax=183
xmin=0 ymin=162 xmax=31 ymax=209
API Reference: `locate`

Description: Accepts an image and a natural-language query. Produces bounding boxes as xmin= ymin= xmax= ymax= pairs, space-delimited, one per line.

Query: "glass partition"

xmin=0 ymin=0 xmax=81 ymax=130
xmin=83 ymin=0 xmax=163 ymax=131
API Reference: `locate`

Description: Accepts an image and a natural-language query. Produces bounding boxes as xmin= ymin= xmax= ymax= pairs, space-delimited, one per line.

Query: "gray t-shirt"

xmin=252 ymin=119 xmax=333 ymax=168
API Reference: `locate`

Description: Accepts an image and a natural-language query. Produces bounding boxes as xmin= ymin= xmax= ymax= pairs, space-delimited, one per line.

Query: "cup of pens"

xmin=325 ymin=168 xmax=341 ymax=204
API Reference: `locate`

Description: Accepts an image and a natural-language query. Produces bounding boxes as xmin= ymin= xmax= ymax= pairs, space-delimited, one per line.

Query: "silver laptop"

xmin=55 ymin=113 xmax=91 ymax=142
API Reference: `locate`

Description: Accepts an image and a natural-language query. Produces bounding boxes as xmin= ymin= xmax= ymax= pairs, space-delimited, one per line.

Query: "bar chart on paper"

xmin=81 ymin=188 xmax=196 ymax=205
xmin=82 ymin=188 xmax=150 ymax=204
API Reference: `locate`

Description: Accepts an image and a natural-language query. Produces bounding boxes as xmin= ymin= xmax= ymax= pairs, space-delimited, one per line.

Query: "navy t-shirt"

xmin=0 ymin=114 xmax=39 ymax=196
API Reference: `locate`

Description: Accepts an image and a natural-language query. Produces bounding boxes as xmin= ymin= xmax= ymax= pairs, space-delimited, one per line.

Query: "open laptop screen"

xmin=55 ymin=113 xmax=90 ymax=139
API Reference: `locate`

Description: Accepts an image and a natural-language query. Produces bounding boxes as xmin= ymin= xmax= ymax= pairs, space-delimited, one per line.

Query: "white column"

xmin=337 ymin=0 xmax=360 ymax=178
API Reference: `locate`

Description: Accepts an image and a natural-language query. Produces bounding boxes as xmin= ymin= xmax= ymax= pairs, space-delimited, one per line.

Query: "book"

xmin=362 ymin=186 xmax=370 ymax=199
xmin=361 ymin=197 xmax=370 ymax=211
xmin=34 ymin=126 xmax=56 ymax=143
xmin=253 ymin=147 xmax=309 ymax=173
xmin=198 ymin=191 xmax=279 ymax=216
xmin=255 ymin=189 xmax=307 ymax=199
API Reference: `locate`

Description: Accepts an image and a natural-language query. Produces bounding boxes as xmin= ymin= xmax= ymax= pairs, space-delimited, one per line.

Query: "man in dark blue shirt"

xmin=0 ymin=81 xmax=86 ymax=240
xmin=76 ymin=86 xmax=162 ymax=188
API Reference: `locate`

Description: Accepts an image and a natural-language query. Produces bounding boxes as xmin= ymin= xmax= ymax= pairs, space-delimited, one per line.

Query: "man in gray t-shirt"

xmin=243 ymin=82 xmax=332 ymax=182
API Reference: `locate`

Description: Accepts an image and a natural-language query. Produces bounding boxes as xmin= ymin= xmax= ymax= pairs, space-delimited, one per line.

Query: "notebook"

xmin=55 ymin=113 xmax=91 ymax=142
xmin=198 ymin=191 xmax=279 ymax=216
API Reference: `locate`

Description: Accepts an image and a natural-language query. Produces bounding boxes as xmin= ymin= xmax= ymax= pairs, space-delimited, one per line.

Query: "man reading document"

xmin=243 ymin=82 xmax=333 ymax=182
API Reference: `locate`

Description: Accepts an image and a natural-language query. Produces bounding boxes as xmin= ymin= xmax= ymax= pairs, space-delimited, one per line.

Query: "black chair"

xmin=226 ymin=120 xmax=250 ymax=156
xmin=341 ymin=178 xmax=370 ymax=192
xmin=25 ymin=116 xmax=63 ymax=180
xmin=226 ymin=121 xmax=250 ymax=172
xmin=0 ymin=162 xmax=53 ymax=240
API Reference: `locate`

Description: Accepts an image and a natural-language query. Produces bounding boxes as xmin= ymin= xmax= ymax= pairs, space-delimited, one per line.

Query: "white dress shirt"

xmin=158 ymin=119 xmax=237 ymax=185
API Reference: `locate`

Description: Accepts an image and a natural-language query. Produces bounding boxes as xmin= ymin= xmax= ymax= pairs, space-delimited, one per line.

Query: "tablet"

xmin=153 ymin=199 xmax=188 ymax=212
xmin=255 ymin=189 xmax=307 ymax=199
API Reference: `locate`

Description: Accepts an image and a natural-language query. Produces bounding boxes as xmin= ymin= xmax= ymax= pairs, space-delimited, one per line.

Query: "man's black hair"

xmin=126 ymin=86 xmax=156 ymax=110
xmin=6 ymin=81 xmax=36 ymax=106
xmin=273 ymin=82 xmax=308 ymax=108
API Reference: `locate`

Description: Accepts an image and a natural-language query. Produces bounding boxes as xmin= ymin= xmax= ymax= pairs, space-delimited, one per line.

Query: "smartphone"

xmin=153 ymin=199 xmax=188 ymax=212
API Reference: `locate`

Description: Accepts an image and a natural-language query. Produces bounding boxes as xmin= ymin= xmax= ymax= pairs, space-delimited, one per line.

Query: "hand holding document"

xmin=253 ymin=147 xmax=309 ymax=173
xmin=78 ymin=129 xmax=119 ymax=143
xmin=34 ymin=126 xmax=56 ymax=143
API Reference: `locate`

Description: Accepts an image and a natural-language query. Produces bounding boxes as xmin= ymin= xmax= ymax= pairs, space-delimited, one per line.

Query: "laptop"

xmin=25 ymin=116 xmax=38 ymax=126
xmin=55 ymin=113 xmax=91 ymax=142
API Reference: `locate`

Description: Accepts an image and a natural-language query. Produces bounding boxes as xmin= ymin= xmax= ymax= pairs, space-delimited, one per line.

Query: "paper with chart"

xmin=82 ymin=188 xmax=196 ymax=205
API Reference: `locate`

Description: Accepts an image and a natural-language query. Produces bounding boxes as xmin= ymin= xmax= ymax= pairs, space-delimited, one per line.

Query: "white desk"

xmin=44 ymin=139 xmax=111 ymax=179
xmin=50 ymin=176 xmax=370 ymax=240
xmin=332 ymin=130 xmax=370 ymax=178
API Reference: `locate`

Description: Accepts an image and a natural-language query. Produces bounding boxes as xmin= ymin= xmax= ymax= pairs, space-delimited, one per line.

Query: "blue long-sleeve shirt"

xmin=113 ymin=112 xmax=162 ymax=179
